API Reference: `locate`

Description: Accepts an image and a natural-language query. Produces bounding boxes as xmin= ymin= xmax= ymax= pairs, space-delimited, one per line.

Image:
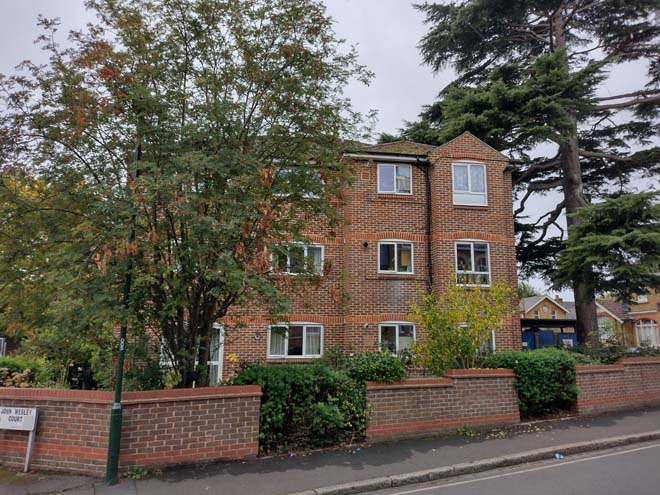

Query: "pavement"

xmin=2 ymin=407 xmax=660 ymax=495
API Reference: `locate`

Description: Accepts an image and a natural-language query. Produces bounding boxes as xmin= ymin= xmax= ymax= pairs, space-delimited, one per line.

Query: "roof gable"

xmin=430 ymin=132 xmax=509 ymax=162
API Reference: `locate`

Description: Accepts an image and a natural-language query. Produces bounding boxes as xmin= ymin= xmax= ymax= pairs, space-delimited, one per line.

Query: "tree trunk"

xmin=553 ymin=8 xmax=599 ymax=346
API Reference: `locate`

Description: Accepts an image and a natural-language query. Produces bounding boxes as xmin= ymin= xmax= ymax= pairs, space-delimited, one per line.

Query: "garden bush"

xmin=0 ymin=355 xmax=51 ymax=387
xmin=346 ymin=351 xmax=406 ymax=383
xmin=231 ymin=363 xmax=367 ymax=453
xmin=483 ymin=348 xmax=578 ymax=417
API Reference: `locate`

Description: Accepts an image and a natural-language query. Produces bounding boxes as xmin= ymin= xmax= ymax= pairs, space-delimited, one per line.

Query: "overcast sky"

xmin=0 ymin=1 xmax=654 ymax=297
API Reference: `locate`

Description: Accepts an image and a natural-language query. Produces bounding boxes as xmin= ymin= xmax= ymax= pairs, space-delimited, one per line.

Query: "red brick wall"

xmin=366 ymin=369 xmax=520 ymax=439
xmin=219 ymin=134 xmax=521 ymax=377
xmin=0 ymin=386 xmax=261 ymax=476
xmin=575 ymin=358 xmax=660 ymax=415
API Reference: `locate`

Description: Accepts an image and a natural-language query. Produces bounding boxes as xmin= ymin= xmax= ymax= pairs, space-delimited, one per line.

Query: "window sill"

xmin=373 ymin=274 xmax=419 ymax=280
xmin=452 ymin=204 xmax=489 ymax=209
xmin=266 ymin=357 xmax=320 ymax=363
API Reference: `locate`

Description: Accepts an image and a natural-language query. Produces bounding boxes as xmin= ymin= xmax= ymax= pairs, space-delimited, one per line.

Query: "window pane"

xmin=274 ymin=250 xmax=289 ymax=271
xmin=396 ymin=166 xmax=411 ymax=193
xmin=270 ymin=327 xmax=287 ymax=356
xmin=453 ymin=164 xmax=469 ymax=191
xmin=474 ymin=244 xmax=489 ymax=273
xmin=470 ymin=165 xmax=485 ymax=193
xmin=379 ymin=165 xmax=395 ymax=192
xmin=453 ymin=192 xmax=486 ymax=205
xmin=379 ymin=243 xmax=395 ymax=271
xmin=305 ymin=326 xmax=322 ymax=355
xmin=288 ymin=245 xmax=305 ymax=273
xmin=209 ymin=364 xmax=220 ymax=385
xmin=397 ymin=243 xmax=413 ymax=273
xmin=288 ymin=326 xmax=304 ymax=355
xmin=209 ymin=328 xmax=221 ymax=362
xmin=399 ymin=325 xmax=414 ymax=351
xmin=380 ymin=326 xmax=397 ymax=353
xmin=456 ymin=244 xmax=473 ymax=272
xmin=307 ymin=246 xmax=323 ymax=273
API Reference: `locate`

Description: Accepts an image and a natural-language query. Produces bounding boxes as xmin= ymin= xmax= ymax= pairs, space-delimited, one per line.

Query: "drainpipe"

xmin=414 ymin=158 xmax=433 ymax=293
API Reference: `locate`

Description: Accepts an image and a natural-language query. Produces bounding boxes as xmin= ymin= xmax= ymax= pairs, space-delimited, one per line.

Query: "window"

xmin=551 ymin=309 xmax=557 ymax=319
xmin=636 ymin=294 xmax=649 ymax=304
xmin=208 ymin=324 xmax=224 ymax=385
xmin=379 ymin=323 xmax=415 ymax=353
xmin=378 ymin=164 xmax=412 ymax=194
xmin=274 ymin=167 xmax=322 ymax=198
xmin=452 ymin=162 xmax=487 ymax=205
xmin=273 ymin=244 xmax=324 ymax=274
xmin=533 ymin=310 xmax=540 ymax=319
xmin=378 ymin=241 xmax=413 ymax=273
xmin=635 ymin=319 xmax=659 ymax=348
xmin=455 ymin=241 xmax=490 ymax=285
xmin=268 ymin=324 xmax=323 ymax=358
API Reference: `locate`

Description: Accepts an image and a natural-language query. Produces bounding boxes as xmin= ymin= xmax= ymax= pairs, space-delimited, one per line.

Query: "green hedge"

xmin=231 ymin=363 xmax=367 ymax=453
xmin=346 ymin=351 xmax=406 ymax=383
xmin=483 ymin=348 xmax=578 ymax=416
xmin=0 ymin=355 xmax=51 ymax=387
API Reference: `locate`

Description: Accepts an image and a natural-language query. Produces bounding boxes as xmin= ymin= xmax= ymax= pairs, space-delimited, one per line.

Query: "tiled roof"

xmin=351 ymin=141 xmax=437 ymax=156
xmin=519 ymin=296 xmax=545 ymax=313
xmin=597 ymin=299 xmax=629 ymax=321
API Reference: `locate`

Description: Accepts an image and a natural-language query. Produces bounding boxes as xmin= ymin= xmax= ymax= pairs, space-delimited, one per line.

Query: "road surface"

xmin=363 ymin=441 xmax=660 ymax=495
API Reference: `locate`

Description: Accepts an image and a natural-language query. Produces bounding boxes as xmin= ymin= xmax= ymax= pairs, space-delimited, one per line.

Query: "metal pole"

xmin=105 ymin=119 xmax=141 ymax=485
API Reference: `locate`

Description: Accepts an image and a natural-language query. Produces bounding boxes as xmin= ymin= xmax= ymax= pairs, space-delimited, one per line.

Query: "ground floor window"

xmin=379 ymin=323 xmax=415 ymax=353
xmin=636 ymin=319 xmax=659 ymax=347
xmin=268 ymin=323 xmax=323 ymax=357
xmin=208 ymin=324 xmax=224 ymax=385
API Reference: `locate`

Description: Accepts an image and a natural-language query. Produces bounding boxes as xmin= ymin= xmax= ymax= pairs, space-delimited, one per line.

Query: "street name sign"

xmin=0 ymin=406 xmax=39 ymax=471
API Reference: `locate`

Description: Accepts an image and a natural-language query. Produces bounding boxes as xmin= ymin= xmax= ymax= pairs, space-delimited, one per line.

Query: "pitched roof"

xmin=596 ymin=299 xmax=628 ymax=322
xmin=520 ymin=295 xmax=572 ymax=315
xmin=350 ymin=140 xmax=438 ymax=156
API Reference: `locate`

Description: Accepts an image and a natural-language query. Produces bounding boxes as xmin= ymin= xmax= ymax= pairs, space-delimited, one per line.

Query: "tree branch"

xmin=578 ymin=149 xmax=632 ymax=161
xmin=592 ymin=89 xmax=660 ymax=102
xmin=594 ymin=94 xmax=660 ymax=111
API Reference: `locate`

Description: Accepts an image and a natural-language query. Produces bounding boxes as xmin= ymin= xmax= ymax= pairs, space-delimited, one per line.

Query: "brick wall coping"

xmin=0 ymin=385 xmax=261 ymax=404
xmin=617 ymin=357 xmax=660 ymax=365
xmin=367 ymin=378 xmax=453 ymax=390
xmin=576 ymin=364 xmax=625 ymax=374
xmin=444 ymin=368 xmax=515 ymax=378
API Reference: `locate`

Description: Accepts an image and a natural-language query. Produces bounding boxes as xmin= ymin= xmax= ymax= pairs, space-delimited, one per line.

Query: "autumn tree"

xmin=0 ymin=0 xmax=371 ymax=386
xmin=394 ymin=0 xmax=660 ymax=343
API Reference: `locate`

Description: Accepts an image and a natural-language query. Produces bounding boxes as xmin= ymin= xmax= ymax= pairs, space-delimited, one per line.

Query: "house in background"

xmin=208 ymin=132 xmax=521 ymax=380
xmin=519 ymin=295 xmax=636 ymax=348
xmin=602 ymin=291 xmax=660 ymax=348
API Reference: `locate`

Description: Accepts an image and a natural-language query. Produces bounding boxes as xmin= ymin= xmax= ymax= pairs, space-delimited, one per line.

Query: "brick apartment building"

xmin=206 ymin=132 xmax=520 ymax=380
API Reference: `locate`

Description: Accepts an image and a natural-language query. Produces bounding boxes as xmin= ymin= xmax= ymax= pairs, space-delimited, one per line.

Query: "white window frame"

xmin=378 ymin=322 xmax=416 ymax=354
xmin=551 ymin=309 xmax=557 ymax=320
xmin=452 ymin=161 xmax=488 ymax=206
xmin=274 ymin=167 xmax=323 ymax=199
xmin=271 ymin=243 xmax=324 ymax=275
xmin=267 ymin=323 xmax=324 ymax=358
xmin=636 ymin=294 xmax=649 ymax=304
xmin=208 ymin=323 xmax=225 ymax=385
xmin=377 ymin=163 xmax=413 ymax=195
xmin=455 ymin=240 xmax=491 ymax=286
xmin=635 ymin=319 xmax=659 ymax=347
xmin=377 ymin=240 xmax=414 ymax=274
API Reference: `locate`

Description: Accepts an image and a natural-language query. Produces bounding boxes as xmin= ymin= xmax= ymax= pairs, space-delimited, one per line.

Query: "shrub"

xmin=231 ymin=363 xmax=367 ymax=453
xmin=410 ymin=282 xmax=515 ymax=374
xmin=483 ymin=348 xmax=578 ymax=417
xmin=0 ymin=355 xmax=51 ymax=387
xmin=346 ymin=351 xmax=406 ymax=383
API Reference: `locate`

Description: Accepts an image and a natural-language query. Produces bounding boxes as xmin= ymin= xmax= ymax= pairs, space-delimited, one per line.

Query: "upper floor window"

xmin=636 ymin=294 xmax=649 ymax=304
xmin=533 ymin=310 xmax=540 ymax=319
xmin=378 ymin=164 xmax=412 ymax=195
xmin=268 ymin=323 xmax=323 ymax=358
xmin=551 ymin=310 xmax=557 ymax=319
xmin=456 ymin=241 xmax=490 ymax=285
xmin=273 ymin=244 xmax=324 ymax=275
xmin=274 ymin=167 xmax=322 ymax=199
xmin=378 ymin=241 xmax=413 ymax=274
xmin=379 ymin=323 xmax=415 ymax=353
xmin=453 ymin=161 xmax=487 ymax=205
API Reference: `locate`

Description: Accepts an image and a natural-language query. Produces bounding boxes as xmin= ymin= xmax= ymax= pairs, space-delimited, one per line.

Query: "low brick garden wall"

xmin=575 ymin=357 xmax=660 ymax=415
xmin=366 ymin=369 xmax=520 ymax=439
xmin=0 ymin=385 xmax=261 ymax=476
